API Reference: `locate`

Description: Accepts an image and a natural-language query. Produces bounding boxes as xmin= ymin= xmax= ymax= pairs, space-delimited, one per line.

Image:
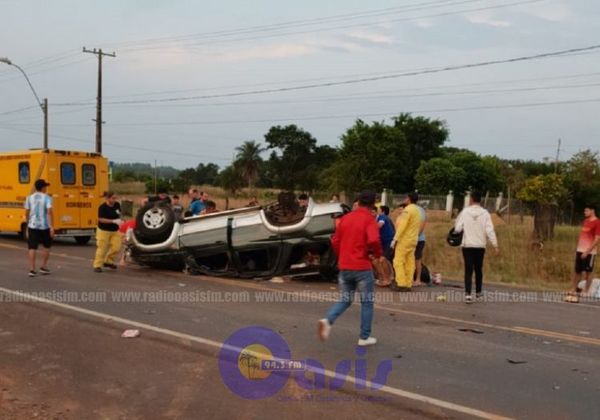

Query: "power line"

xmin=114 ymin=0 xmax=545 ymax=52
xmin=108 ymin=0 xmax=465 ymax=49
xmin=0 ymin=56 xmax=93 ymax=85
xmin=69 ymin=80 xmax=600 ymax=110
xmin=0 ymin=125 xmax=234 ymax=162
xmin=68 ymin=44 xmax=600 ymax=106
xmin=0 ymin=50 xmax=80 ymax=78
xmin=51 ymin=69 xmax=600 ymax=107
xmin=0 ymin=105 xmax=39 ymax=117
xmin=5 ymin=96 xmax=599 ymax=128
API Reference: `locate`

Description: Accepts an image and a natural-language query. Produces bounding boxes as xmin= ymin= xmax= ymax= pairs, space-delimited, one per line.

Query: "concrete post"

xmin=445 ymin=190 xmax=454 ymax=214
xmin=381 ymin=189 xmax=388 ymax=207
xmin=495 ymin=192 xmax=504 ymax=212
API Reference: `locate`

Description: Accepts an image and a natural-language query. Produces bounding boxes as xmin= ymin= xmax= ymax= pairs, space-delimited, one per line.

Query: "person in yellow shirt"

xmin=391 ymin=192 xmax=421 ymax=292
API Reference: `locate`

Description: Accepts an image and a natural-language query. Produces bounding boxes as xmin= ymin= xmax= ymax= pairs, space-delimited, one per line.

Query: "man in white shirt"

xmin=24 ymin=179 xmax=54 ymax=277
xmin=454 ymin=191 xmax=499 ymax=303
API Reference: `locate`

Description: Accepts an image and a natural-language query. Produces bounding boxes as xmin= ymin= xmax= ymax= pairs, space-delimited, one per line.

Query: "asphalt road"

xmin=0 ymin=235 xmax=599 ymax=419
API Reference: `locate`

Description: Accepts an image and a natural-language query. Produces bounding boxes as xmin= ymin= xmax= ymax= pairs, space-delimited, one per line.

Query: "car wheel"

xmin=135 ymin=202 xmax=175 ymax=245
xmin=75 ymin=236 xmax=92 ymax=245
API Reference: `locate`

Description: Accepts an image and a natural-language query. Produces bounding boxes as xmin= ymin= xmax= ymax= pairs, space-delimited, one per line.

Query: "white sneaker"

xmin=358 ymin=337 xmax=377 ymax=346
xmin=318 ymin=319 xmax=331 ymax=341
xmin=465 ymin=295 xmax=473 ymax=304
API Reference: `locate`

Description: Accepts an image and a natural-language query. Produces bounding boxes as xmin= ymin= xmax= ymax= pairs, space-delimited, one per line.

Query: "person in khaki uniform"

xmin=391 ymin=192 xmax=421 ymax=292
xmin=93 ymin=191 xmax=123 ymax=273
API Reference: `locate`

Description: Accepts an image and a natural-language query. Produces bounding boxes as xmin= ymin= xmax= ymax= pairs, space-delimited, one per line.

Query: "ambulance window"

xmin=82 ymin=164 xmax=96 ymax=186
xmin=60 ymin=163 xmax=76 ymax=185
xmin=18 ymin=162 xmax=30 ymax=184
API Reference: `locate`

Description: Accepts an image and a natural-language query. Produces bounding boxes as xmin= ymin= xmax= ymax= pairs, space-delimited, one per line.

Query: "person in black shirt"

xmin=93 ymin=191 xmax=123 ymax=272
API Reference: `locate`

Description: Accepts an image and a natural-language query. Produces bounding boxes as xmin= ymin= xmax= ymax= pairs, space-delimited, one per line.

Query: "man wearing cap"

xmin=93 ymin=191 xmax=123 ymax=273
xmin=318 ymin=191 xmax=383 ymax=347
xmin=24 ymin=179 xmax=54 ymax=277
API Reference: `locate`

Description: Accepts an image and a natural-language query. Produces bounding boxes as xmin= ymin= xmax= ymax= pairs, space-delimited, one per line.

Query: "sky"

xmin=0 ymin=0 xmax=599 ymax=169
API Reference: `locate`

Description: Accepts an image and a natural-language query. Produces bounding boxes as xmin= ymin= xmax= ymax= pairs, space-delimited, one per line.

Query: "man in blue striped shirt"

xmin=24 ymin=179 xmax=54 ymax=277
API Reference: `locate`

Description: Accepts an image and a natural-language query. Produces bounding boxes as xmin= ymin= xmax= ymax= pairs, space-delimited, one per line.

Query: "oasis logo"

xmin=218 ymin=326 xmax=393 ymax=400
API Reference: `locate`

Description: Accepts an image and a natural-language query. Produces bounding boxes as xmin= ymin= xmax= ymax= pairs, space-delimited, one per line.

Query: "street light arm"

xmin=9 ymin=63 xmax=43 ymax=110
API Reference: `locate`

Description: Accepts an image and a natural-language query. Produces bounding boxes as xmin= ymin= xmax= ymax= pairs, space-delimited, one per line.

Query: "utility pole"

xmin=554 ymin=138 xmax=562 ymax=173
xmin=42 ymin=98 xmax=48 ymax=150
xmin=154 ymin=160 xmax=158 ymax=195
xmin=83 ymin=47 xmax=115 ymax=155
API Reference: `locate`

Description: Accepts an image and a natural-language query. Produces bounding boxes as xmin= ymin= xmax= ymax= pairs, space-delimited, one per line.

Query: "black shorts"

xmin=575 ymin=252 xmax=595 ymax=274
xmin=415 ymin=241 xmax=426 ymax=260
xmin=27 ymin=228 xmax=52 ymax=250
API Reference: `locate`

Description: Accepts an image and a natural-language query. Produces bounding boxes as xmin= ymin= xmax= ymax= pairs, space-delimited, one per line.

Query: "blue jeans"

xmin=325 ymin=270 xmax=375 ymax=340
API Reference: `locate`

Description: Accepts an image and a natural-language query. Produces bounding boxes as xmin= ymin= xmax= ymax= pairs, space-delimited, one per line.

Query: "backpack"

xmin=414 ymin=263 xmax=432 ymax=283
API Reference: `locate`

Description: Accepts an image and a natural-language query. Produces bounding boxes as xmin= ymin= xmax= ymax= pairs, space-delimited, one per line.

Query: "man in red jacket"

xmin=318 ymin=191 xmax=383 ymax=346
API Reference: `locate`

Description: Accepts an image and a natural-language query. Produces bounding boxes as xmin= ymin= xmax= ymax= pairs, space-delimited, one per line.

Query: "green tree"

xmin=326 ymin=119 xmax=411 ymax=193
xmin=447 ymin=150 xmax=504 ymax=194
xmin=415 ymin=158 xmax=466 ymax=195
xmin=564 ymin=150 xmax=600 ymax=215
xmin=235 ymin=141 xmax=265 ymax=190
xmin=218 ymin=165 xmax=245 ymax=196
xmin=517 ymin=173 xmax=568 ymax=240
xmin=195 ymin=163 xmax=220 ymax=185
xmin=392 ymin=113 xmax=449 ymax=189
xmin=264 ymin=125 xmax=320 ymax=191
xmin=144 ymin=178 xmax=171 ymax=194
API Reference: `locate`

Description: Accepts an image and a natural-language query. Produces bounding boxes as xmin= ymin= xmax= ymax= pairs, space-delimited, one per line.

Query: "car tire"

xmin=75 ymin=236 xmax=92 ymax=245
xmin=135 ymin=202 xmax=175 ymax=245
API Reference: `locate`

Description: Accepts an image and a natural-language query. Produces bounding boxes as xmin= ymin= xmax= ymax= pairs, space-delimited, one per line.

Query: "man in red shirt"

xmin=571 ymin=204 xmax=600 ymax=295
xmin=318 ymin=191 xmax=383 ymax=346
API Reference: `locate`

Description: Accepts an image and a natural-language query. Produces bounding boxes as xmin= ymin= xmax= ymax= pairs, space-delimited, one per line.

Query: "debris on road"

xmin=178 ymin=283 xmax=186 ymax=287
xmin=270 ymin=277 xmax=285 ymax=283
xmin=436 ymin=295 xmax=447 ymax=302
xmin=121 ymin=329 xmax=141 ymax=338
xmin=458 ymin=328 xmax=484 ymax=334
xmin=507 ymin=359 xmax=527 ymax=365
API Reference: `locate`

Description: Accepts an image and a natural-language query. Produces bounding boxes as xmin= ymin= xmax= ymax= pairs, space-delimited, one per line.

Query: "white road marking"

xmin=0 ymin=286 xmax=511 ymax=420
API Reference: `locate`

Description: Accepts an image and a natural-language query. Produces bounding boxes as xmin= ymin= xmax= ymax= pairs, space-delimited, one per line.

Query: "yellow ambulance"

xmin=0 ymin=149 xmax=108 ymax=244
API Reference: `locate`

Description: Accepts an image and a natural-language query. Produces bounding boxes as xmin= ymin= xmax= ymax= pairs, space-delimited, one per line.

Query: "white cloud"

xmin=213 ymin=43 xmax=316 ymax=62
xmin=465 ymin=11 xmax=512 ymax=27
xmin=518 ymin=2 xmax=572 ymax=22
xmin=208 ymin=38 xmax=365 ymax=63
xmin=414 ymin=18 xmax=434 ymax=29
xmin=347 ymin=30 xmax=394 ymax=45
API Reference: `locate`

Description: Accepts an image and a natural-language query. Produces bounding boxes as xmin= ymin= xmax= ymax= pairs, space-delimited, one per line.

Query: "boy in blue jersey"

xmin=24 ymin=179 xmax=54 ymax=277
xmin=377 ymin=205 xmax=395 ymax=261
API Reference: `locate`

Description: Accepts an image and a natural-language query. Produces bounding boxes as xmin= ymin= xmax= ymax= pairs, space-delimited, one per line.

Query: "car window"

xmin=18 ymin=162 xmax=30 ymax=184
xmin=61 ymin=162 xmax=76 ymax=185
xmin=82 ymin=164 xmax=96 ymax=186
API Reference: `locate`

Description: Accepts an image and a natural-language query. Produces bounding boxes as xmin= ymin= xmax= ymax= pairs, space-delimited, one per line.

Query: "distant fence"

xmin=385 ymin=191 xmax=577 ymax=226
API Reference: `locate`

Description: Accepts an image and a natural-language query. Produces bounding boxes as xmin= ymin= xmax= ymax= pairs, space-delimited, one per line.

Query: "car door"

xmin=230 ymin=211 xmax=282 ymax=277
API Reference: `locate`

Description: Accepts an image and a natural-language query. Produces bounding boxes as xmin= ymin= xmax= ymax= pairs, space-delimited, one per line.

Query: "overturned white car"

xmin=129 ymin=193 xmax=347 ymax=279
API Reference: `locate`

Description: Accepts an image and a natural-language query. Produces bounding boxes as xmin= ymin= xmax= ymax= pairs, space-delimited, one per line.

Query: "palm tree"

xmin=235 ymin=141 xmax=265 ymax=191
